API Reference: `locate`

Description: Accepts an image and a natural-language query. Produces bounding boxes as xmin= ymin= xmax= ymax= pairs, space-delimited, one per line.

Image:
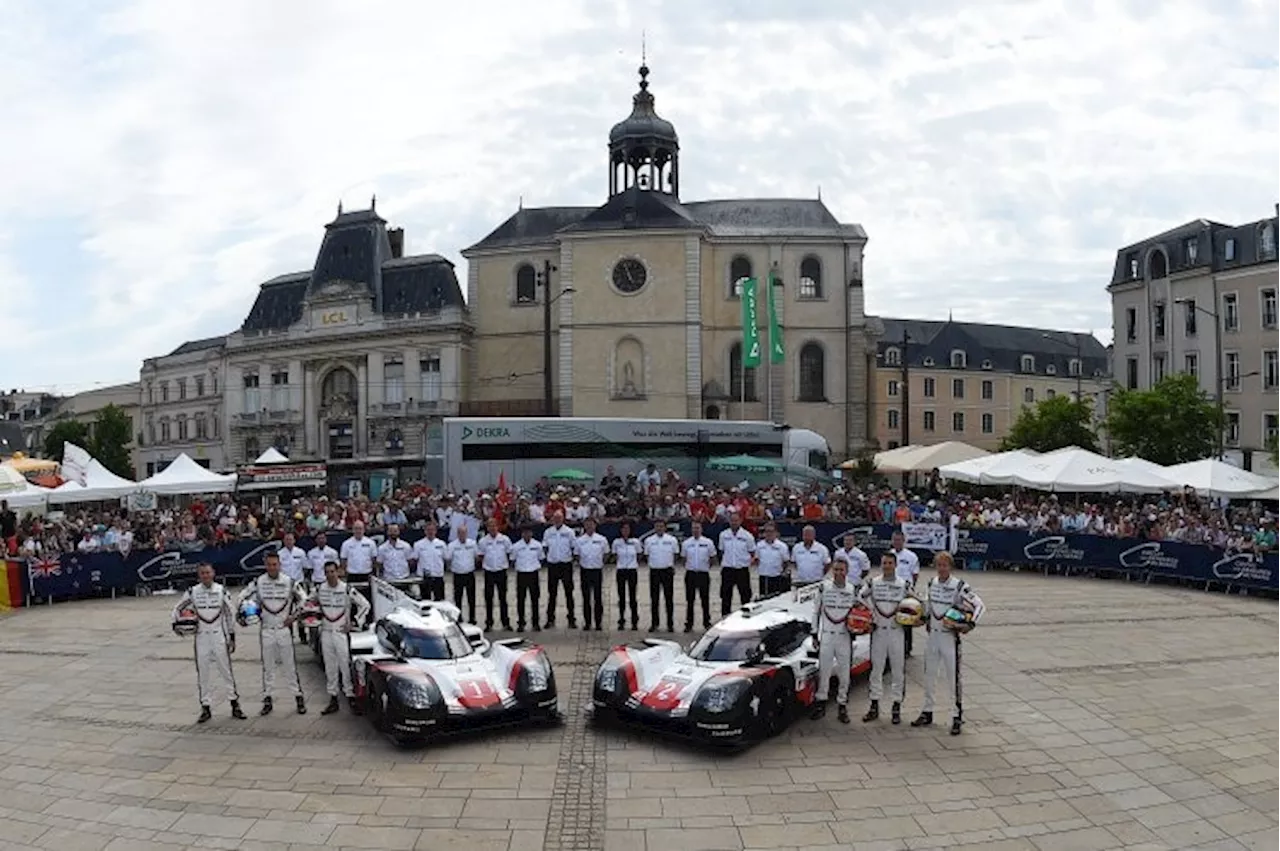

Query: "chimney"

xmin=388 ymin=227 xmax=405 ymax=259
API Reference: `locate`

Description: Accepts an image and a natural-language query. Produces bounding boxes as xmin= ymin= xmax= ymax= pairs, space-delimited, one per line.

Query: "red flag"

xmin=497 ymin=470 xmax=508 ymax=499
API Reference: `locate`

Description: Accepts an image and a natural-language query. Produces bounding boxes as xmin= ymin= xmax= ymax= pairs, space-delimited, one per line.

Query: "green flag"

xmin=767 ymin=270 xmax=784 ymax=364
xmin=740 ymin=277 xmax=762 ymax=367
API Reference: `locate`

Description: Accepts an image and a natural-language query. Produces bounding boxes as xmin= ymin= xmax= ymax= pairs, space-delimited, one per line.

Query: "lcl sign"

xmin=321 ymin=311 xmax=349 ymax=325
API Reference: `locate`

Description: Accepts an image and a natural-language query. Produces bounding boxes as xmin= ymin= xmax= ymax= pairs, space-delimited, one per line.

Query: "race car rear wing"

xmin=370 ymin=576 xmax=464 ymax=623
xmin=736 ymin=580 xmax=823 ymax=620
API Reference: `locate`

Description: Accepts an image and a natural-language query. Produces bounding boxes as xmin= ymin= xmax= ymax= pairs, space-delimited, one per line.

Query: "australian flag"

xmin=28 ymin=555 xmax=61 ymax=579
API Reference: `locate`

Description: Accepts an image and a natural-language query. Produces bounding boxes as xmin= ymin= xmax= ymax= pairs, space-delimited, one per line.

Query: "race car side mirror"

xmin=744 ymin=646 xmax=767 ymax=666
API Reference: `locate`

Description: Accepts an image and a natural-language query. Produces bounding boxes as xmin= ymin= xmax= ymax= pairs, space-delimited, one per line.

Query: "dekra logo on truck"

xmin=461 ymin=426 xmax=510 ymax=440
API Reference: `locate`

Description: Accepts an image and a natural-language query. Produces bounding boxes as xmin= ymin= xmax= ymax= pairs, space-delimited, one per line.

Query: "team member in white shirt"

xmin=510 ymin=526 xmax=545 ymax=632
xmin=304 ymin=531 xmax=339 ymax=642
xmin=717 ymin=512 xmax=755 ymax=617
xmin=446 ymin=525 xmax=480 ymax=623
xmin=542 ymin=512 xmax=578 ymax=629
xmin=860 ymin=551 xmax=910 ymax=725
xmin=574 ymin=518 xmax=609 ymax=631
xmin=339 ymin=521 xmax=377 ymax=601
xmin=643 ymin=519 xmax=679 ymax=633
xmin=376 ymin=523 xmax=414 ymax=583
xmin=890 ymin=530 xmax=921 ymax=657
xmin=478 ymin=519 xmax=514 ymax=631
xmin=755 ymin=522 xmax=792 ymax=597
xmin=833 ymin=533 xmax=871 ymax=585
xmin=791 ymin=525 xmax=831 ymax=584
xmin=611 ymin=520 xmax=642 ymax=630
xmin=913 ymin=551 xmax=985 ymax=736
xmin=810 ymin=557 xmax=859 ymax=723
xmin=276 ymin=532 xmax=308 ymax=584
xmin=681 ymin=521 xmax=716 ymax=632
xmin=411 ymin=520 xmax=448 ymax=601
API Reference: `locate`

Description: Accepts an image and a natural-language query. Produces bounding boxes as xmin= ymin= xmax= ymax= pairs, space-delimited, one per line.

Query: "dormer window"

xmin=1020 ymin=355 xmax=1035 ymax=373
xmin=981 ymin=359 xmax=993 ymax=370
xmin=1261 ymin=222 xmax=1277 ymax=260
xmin=1068 ymin=358 xmax=1081 ymax=377
xmin=1184 ymin=237 xmax=1198 ymax=265
xmin=922 ymin=356 xmax=935 ymax=367
xmin=949 ymin=350 xmax=967 ymax=368
xmin=1046 ymin=364 xmax=1057 ymax=376
xmin=884 ymin=347 xmax=901 ymax=367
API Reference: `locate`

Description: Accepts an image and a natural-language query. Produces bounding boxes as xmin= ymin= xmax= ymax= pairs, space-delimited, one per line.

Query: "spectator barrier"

xmin=0 ymin=560 xmax=26 ymax=610
xmin=21 ymin=521 xmax=1277 ymax=601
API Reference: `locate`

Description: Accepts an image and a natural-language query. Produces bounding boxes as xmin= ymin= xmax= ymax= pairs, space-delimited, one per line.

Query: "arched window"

xmin=243 ymin=436 xmax=260 ymax=461
xmin=273 ymin=432 xmax=290 ymax=453
xmin=728 ymin=342 xmax=757 ymax=401
xmin=385 ymin=428 xmax=404 ymax=453
xmin=799 ymin=256 xmax=822 ymax=298
xmin=798 ymin=343 xmax=826 ymax=401
xmin=321 ymin=368 xmax=358 ymax=413
xmin=729 ymin=255 xmax=752 ymax=298
xmin=1261 ymin=222 xmax=1277 ymax=260
xmin=515 ymin=264 xmax=537 ymax=304
xmin=1147 ymin=251 xmax=1168 ymax=279
xmin=884 ymin=347 xmax=901 ymax=366
xmin=705 ymin=405 xmax=721 ymax=420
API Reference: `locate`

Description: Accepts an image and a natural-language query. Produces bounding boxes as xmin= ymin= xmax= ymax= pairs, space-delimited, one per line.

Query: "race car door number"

xmin=641 ymin=677 xmax=690 ymax=710
xmin=456 ymin=678 xmax=500 ymax=708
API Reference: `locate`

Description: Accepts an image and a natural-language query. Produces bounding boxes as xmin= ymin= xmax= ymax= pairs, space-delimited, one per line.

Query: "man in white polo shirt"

xmin=510 ymin=526 xmax=544 ymax=632
xmin=833 ymin=532 xmax=871 ymax=585
xmin=478 ymin=518 xmax=513 ymax=632
xmin=681 ymin=521 xmax=715 ymax=632
xmin=791 ymin=525 xmax=831 ymax=584
xmin=339 ymin=521 xmax=377 ymax=605
xmin=717 ymin=512 xmax=755 ymax=617
xmin=574 ymin=518 xmax=609 ymax=631
xmin=755 ymin=522 xmax=791 ymax=597
xmin=303 ymin=531 xmax=338 ymax=643
xmin=376 ymin=524 xmax=413 ymax=583
xmin=612 ymin=520 xmax=642 ymax=630
xmin=542 ymin=512 xmax=578 ymax=629
xmin=411 ymin=519 xmax=448 ymax=602
xmin=446 ymin=525 xmax=480 ymax=623
xmin=643 ymin=519 xmax=678 ymax=633
xmin=276 ymin=532 xmax=308 ymax=585
xmin=890 ymin=529 xmax=921 ymax=657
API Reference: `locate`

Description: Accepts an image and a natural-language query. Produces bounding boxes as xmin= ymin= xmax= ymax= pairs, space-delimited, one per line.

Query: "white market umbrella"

xmin=938 ymin=448 xmax=1040 ymax=484
xmin=1162 ymin=459 xmax=1277 ymax=499
xmin=981 ymin=447 xmax=1177 ymax=493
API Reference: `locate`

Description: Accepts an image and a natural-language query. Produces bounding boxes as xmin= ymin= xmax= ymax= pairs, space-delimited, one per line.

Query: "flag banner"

xmin=741 ymin=277 xmax=762 ymax=368
xmin=62 ymin=442 xmax=92 ymax=487
xmin=767 ymin=271 xmax=784 ymax=364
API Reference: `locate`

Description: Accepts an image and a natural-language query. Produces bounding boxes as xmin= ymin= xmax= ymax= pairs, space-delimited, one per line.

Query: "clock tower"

xmin=608 ymin=63 xmax=679 ymax=197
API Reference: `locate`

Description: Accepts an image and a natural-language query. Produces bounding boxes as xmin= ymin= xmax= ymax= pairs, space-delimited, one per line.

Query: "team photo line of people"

xmin=170 ymin=510 xmax=983 ymax=745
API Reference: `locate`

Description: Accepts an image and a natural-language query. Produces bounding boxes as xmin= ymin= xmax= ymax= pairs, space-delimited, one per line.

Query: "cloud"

xmin=0 ymin=0 xmax=1275 ymax=391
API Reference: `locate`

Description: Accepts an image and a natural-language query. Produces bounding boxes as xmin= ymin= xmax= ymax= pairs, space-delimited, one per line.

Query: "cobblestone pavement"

xmin=0 ymin=570 xmax=1273 ymax=851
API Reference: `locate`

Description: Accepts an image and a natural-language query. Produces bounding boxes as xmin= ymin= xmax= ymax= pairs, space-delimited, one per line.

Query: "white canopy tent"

xmin=977 ymin=447 xmax=1178 ymax=493
xmin=0 ymin=464 xmax=27 ymax=495
xmin=138 ymin=453 xmax=236 ymax=495
xmin=938 ymin=449 xmax=1040 ymax=484
xmin=1161 ymin=459 xmax=1276 ymax=499
xmin=47 ymin=458 xmax=138 ymax=505
xmin=879 ymin=441 xmax=990 ymax=474
xmin=860 ymin=444 xmax=922 ymax=471
xmin=254 ymin=447 xmax=290 ymax=464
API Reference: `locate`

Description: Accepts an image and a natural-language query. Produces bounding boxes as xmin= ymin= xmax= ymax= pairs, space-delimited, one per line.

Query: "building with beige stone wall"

xmin=462 ymin=64 xmax=881 ymax=459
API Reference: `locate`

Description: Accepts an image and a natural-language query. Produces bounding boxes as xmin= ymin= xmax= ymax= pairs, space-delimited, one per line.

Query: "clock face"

xmin=612 ymin=258 xmax=648 ymax=294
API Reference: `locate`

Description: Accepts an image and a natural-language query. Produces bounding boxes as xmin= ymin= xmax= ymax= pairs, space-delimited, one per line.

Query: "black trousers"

xmin=904 ymin=623 xmax=914 ymax=656
xmin=684 ymin=571 xmax=711 ymax=629
xmin=616 ymin=570 xmax=639 ymax=626
xmin=516 ymin=571 xmax=541 ymax=628
xmin=759 ymin=574 xmax=791 ymax=598
xmin=422 ymin=576 xmax=445 ymax=601
xmin=580 ymin=569 xmax=604 ymax=628
xmin=546 ymin=562 xmax=576 ymax=625
xmin=452 ymin=572 xmax=476 ymax=623
xmin=649 ymin=568 xmax=674 ymax=629
xmin=720 ymin=566 xmax=752 ymax=616
xmin=483 ymin=570 xmax=511 ymax=629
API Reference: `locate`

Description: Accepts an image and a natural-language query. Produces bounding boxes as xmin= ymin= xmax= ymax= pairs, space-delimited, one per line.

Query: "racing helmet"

xmin=895 ymin=596 xmax=924 ymax=628
xmin=942 ymin=607 xmax=974 ymax=630
xmin=173 ymin=603 xmax=198 ymax=636
xmin=298 ymin=598 xmax=322 ymax=629
xmin=237 ymin=600 xmax=261 ymax=628
xmin=846 ymin=604 xmax=873 ymax=635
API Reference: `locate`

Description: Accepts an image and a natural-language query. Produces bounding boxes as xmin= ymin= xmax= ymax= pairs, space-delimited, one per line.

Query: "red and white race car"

xmin=590 ymin=582 xmax=871 ymax=747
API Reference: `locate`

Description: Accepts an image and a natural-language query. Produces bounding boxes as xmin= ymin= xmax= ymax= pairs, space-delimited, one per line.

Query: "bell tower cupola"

xmin=608 ymin=62 xmax=679 ymax=198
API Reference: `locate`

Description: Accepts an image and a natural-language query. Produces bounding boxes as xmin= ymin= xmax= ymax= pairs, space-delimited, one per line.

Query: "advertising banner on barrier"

xmin=24 ymin=522 xmax=1278 ymax=600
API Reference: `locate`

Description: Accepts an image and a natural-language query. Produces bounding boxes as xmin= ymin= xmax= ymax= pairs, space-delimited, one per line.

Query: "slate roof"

xmin=168 ymin=336 xmax=227 ymax=356
xmin=876 ymin=318 xmax=1110 ymax=377
xmin=0 ymin=421 xmax=25 ymax=457
xmin=1110 ymin=215 xmax=1279 ymax=286
xmin=466 ymin=196 xmax=864 ymax=250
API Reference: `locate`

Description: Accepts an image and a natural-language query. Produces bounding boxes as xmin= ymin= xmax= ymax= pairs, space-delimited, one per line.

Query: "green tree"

xmin=999 ymin=395 xmax=1099 ymax=454
xmin=1104 ymin=373 xmax=1221 ymax=465
xmin=90 ymin=404 xmax=134 ymax=479
xmin=42 ymin=419 xmax=90 ymax=462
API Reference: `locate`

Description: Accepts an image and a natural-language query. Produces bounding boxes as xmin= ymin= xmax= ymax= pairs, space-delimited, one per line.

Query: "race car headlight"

xmin=695 ymin=678 xmax=752 ymax=714
xmin=520 ymin=655 xmax=552 ymax=693
xmin=388 ymin=675 xmax=440 ymax=710
xmin=596 ymin=666 xmax=618 ymax=693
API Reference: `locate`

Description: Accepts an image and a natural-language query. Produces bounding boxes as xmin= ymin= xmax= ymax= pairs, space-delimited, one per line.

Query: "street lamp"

xmin=1174 ymin=298 xmax=1225 ymax=457
xmin=537 ymin=259 xmax=575 ymax=416
xmin=1041 ymin=332 xmax=1084 ymax=401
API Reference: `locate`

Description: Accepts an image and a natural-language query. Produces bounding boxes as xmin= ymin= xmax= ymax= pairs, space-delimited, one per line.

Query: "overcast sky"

xmin=2 ymin=0 xmax=1276 ymax=395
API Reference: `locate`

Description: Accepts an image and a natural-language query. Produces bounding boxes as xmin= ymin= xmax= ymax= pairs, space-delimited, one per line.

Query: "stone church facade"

xmin=463 ymin=64 xmax=881 ymax=458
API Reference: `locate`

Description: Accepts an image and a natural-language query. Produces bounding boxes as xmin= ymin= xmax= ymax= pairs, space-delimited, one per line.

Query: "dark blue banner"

xmin=24 ymin=521 xmax=1277 ymax=600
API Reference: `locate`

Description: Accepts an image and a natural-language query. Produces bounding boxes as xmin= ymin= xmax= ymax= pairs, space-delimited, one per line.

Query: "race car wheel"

xmin=366 ymin=683 xmax=388 ymax=734
xmin=758 ymin=683 xmax=793 ymax=739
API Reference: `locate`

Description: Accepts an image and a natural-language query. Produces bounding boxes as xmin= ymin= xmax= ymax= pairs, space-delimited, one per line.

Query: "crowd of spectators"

xmin=3 ymin=463 xmax=1275 ymax=559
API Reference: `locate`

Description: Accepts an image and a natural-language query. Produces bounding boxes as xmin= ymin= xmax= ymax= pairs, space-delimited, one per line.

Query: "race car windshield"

xmin=400 ymin=625 xmax=473 ymax=660
xmin=689 ymin=629 xmax=765 ymax=662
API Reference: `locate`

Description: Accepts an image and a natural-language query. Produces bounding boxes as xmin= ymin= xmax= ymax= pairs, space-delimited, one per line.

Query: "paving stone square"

xmin=0 ymin=569 xmax=1273 ymax=850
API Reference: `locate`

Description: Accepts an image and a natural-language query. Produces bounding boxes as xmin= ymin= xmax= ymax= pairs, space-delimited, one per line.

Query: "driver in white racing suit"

xmin=809 ymin=558 xmax=859 ymax=723
xmin=237 ymin=551 xmax=307 ymax=716
xmin=172 ymin=562 xmax=246 ymax=723
xmin=912 ymin=551 xmax=985 ymax=735
xmin=860 ymin=551 xmax=909 ymax=725
xmin=307 ymin=561 xmax=371 ymax=715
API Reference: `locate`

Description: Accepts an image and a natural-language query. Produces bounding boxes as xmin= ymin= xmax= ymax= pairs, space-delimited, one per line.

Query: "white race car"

xmin=590 ymin=582 xmax=871 ymax=747
xmin=350 ymin=579 xmax=560 ymax=745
